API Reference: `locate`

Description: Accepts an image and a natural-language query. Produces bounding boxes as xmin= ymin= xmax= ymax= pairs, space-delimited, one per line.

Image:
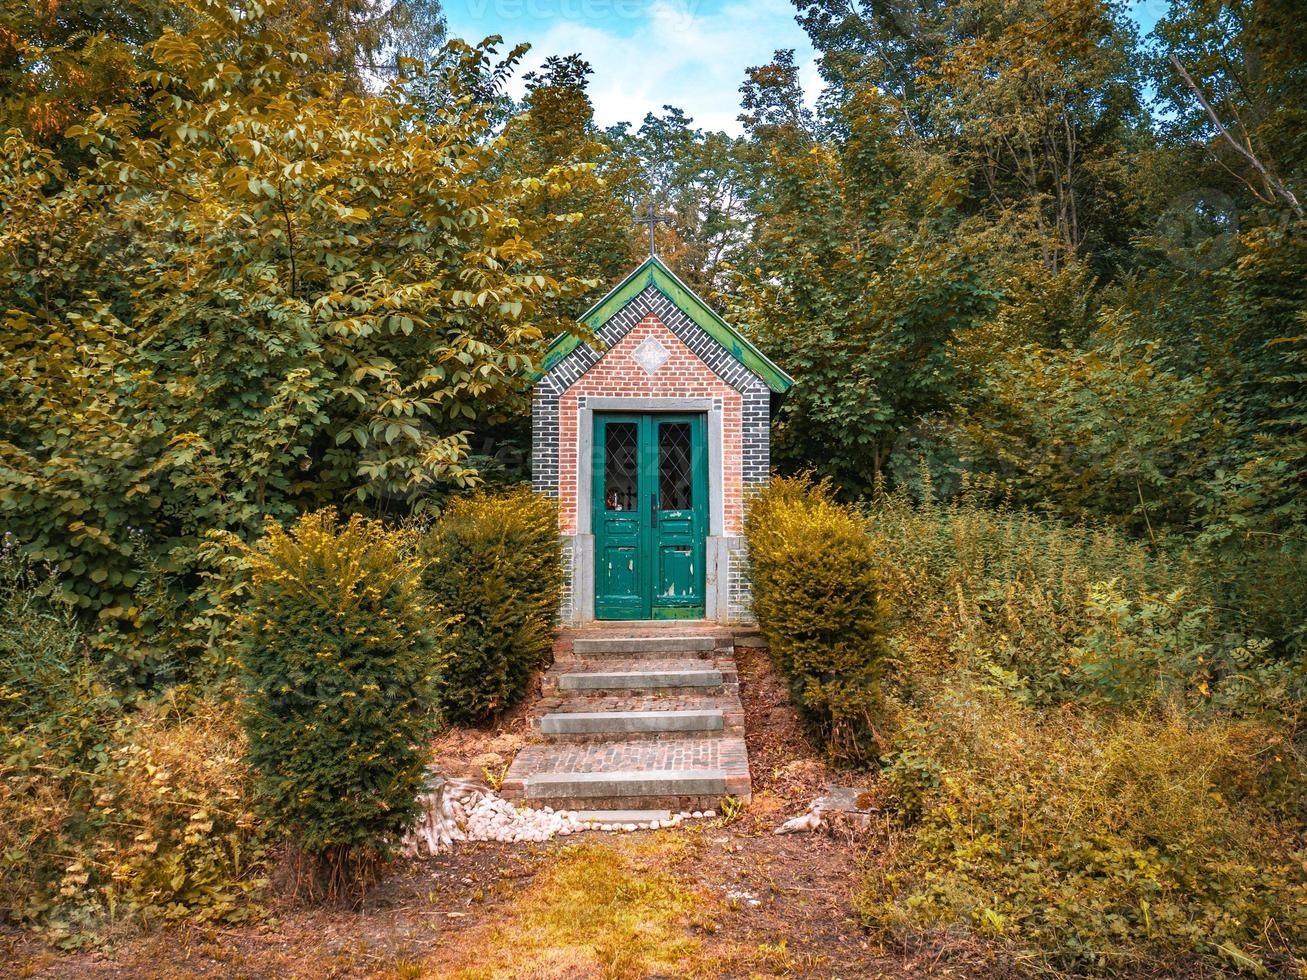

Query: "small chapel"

xmin=531 ymin=256 xmax=793 ymax=625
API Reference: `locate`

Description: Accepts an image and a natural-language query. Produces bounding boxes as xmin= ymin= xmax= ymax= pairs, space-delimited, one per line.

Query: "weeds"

xmin=433 ymin=841 xmax=713 ymax=979
xmin=852 ymin=479 xmax=1307 ymax=974
xmin=715 ymin=796 xmax=745 ymax=827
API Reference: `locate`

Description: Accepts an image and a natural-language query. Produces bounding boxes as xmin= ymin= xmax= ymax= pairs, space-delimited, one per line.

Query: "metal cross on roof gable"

xmin=634 ymin=199 xmax=674 ymax=257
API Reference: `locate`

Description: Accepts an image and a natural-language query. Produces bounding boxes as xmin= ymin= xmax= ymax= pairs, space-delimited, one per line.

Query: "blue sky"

xmin=443 ymin=0 xmax=1171 ymax=135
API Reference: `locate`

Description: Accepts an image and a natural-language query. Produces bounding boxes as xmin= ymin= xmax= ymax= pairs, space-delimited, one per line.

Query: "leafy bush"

xmin=0 ymin=2 xmax=576 ymax=652
xmin=856 ymin=484 xmax=1306 ymax=974
xmin=1 ymin=547 xmax=263 ymax=943
xmin=745 ymin=476 xmax=890 ymax=763
xmin=864 ymin=477 xmax=1296 ymax=707
xmin=236 ymin=510 xmax=438 ymax=904
xmin=0 ymin=543 xmax=111 ymax=761
xmin=864 ymin=684 xmax=1307 ymax=975
xmin=421 ymin=487 xmax=562 ymax=725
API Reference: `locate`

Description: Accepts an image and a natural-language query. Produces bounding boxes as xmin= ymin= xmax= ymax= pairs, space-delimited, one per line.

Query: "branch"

xmin=278 ymin=179 xmax=299 ymax=299
xmin=1169 ymin=53 xmax=1303 ymax=219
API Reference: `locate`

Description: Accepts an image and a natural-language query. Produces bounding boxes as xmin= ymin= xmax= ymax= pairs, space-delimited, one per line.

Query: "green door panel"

xmin=594 ymin=416 xmax=644 ymax=620
xmin=593 ymin=412 xmax=707 ymax=620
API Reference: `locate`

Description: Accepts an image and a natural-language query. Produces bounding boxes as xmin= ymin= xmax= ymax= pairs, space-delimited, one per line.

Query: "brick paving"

xmin=511 ymin=736 xmax=748 ymax=774
xmin=504 ymin=627 xmax=753 ymax=809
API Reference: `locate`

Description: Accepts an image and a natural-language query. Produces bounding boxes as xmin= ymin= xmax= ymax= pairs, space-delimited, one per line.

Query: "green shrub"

xmin=420 ymin=487 xmax=562 ymax=725
xmin=864 ymin=683 xmax=1307 ymax=975
xmin=1 ymin=547 xmax=263 ymax=942
xmin=864 ymin=477 xmax=1301 ymax=708
xmin=0 ymin=544 xmax=111 ymax=762
xmin=236 ymin=510 xmax=437 ymax=904
xmin=852 ymin=482 xmax=1306 ymax=973
xmin=745 ymin=476 xmax=890 ymax=764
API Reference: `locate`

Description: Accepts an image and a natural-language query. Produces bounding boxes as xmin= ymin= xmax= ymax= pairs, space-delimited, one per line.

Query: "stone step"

xmin=570 ymin=808 xmax=673 ymax=824
xmin=573 ymin=636 xmax=717 ymax=657
xmin=524 ymin=769 xmax=729 ymax=800
xmin=503 ymin=736 xmax=751 ymax=809
xmin=540 ymin=708 xmax=724 ymax=736
xmin=557 ymin=667 xmax=723 ymax=691
xmin=532 ymin=694 xmax=745 ymax=738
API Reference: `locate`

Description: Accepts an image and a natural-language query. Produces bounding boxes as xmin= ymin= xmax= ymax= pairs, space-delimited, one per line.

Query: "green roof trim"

xmin=537 ymin=255 xmax=794 ymax=394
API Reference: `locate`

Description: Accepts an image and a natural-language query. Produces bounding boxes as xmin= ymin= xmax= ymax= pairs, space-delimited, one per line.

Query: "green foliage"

xmin=745 ymin=477 xmax=890 ymax=764
xmin=1151 ymin=0 xmax=1304 ymax=218
xmin=421 ymin=487 xmax=562 ymax=725
xmin=235 ymin=510 xmax=437 ymax=904
xmin=1 ymin=548 xmax=263 ymax=942
xmin=952 ymin=226 xmax=1307 ymax=550
xmin=0 ymin=2 xmax=584 ymax=657
xmin=0 ymin=0 xmax=179 ymax=159
xmin=858 ymin=487 xmax=1306 ymax=974
xmin=868 ymin=477 xmax=1307 ymax=704
xmin=733 ymin=0 xmax=1307 ymax=563
xmin=608 ymin=105 xmax=751 ymax=293
xmin=798 ymin=0 xmax=1146 ymax=270
xmin=865 ymin=687 xmax=1306 ymax=975
xmin=730 ymin=78 xmax=997 ymax=495
xmin=499 ymin=54 xmax=641 ymax=309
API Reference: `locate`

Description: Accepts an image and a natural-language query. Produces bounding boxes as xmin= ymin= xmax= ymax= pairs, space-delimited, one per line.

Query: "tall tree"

xmin=0 ymin=2 xmax=583 ymax=632
xmin=731 ymin=56 xmax=995 ymax=493
xmin=1152 ymin=0 xmax=1304 ymax=218
xmin=500 ymin=53 xmax=640 ymax=306
xmin=612 ymin=107 xmax=751 ymax=293
xmin=798 ymin=0 xmax=1149 ymax=274
xmin=286 ymin=0 xmax=448 ymax=80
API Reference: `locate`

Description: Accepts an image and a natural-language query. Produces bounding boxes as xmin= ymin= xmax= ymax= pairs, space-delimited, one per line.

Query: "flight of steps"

xmin=501 ymin=630 xmax=752 ymax=820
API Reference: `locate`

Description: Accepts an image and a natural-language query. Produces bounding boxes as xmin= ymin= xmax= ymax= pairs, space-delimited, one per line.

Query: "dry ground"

xmin=3 ymin=647 xmax=991 ymax=980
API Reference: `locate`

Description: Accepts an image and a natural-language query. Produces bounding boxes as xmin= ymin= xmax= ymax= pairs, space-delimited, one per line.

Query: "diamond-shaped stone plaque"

xmin=631 ymin=336 xmax=670 ymax=375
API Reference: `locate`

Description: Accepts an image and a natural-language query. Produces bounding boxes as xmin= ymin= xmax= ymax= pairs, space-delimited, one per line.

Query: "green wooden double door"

xmin=593 ymin=413 xmax=708 ymax=620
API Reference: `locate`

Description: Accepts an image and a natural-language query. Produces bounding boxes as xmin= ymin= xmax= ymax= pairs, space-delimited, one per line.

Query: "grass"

xmin=430 ymin=839 xmax=717 ymax=980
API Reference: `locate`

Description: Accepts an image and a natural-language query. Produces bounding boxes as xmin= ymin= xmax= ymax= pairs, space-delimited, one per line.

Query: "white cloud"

xmin=480 ymin=0 xmax=818 ymax=134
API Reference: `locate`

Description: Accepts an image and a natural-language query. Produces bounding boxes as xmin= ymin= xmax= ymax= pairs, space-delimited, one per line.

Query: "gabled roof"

xmin=537 ymin=255 xmax=794 ymax=394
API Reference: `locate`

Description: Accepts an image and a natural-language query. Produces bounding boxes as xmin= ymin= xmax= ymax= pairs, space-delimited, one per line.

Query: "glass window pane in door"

xmin=658 ymin=422 xmax=693 ymax=510
xmin=603 ymin=422 xmax=639 ymax=511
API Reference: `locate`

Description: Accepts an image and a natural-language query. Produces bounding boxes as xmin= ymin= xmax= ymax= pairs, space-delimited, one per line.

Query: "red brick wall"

xmin=558 ymin=313 xmax=744 ymax=536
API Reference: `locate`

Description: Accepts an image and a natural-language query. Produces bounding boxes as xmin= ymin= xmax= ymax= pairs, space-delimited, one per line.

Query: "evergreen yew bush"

xmin=744 ymin=477 xmax=890 ymax=763
xmin=236 ymin=510 xmax=437 ymax=904
xmin=421 ymin=488 xmax=562 ymax=725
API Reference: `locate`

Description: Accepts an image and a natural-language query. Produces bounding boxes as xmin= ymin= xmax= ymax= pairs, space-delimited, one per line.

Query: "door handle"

xmin=650 ymin=493 xmax=657 ymax=527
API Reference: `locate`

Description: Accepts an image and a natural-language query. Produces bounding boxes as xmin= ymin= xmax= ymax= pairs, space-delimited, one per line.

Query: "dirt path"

xmin=5 ymin=648 xmax=983 ymax=979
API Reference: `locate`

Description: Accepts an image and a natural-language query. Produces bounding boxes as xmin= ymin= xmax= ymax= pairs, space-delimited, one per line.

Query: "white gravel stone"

xmin=401 ymin=775 xmax=588 ymax=856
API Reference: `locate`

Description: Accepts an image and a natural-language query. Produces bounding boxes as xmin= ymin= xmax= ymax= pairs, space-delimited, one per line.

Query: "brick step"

xmin=541 ymin=708 xmax=724 ymax=736
xmin=542 ymin=656 xmax=737 ymax=695
xmin=532 ymin=694 xmax=744 ymax=739
xmin=560 ymin=668 xmax=723 ymax=691
xmin=538 ymin=693 xmax=731 ymax=714
xmin=524 ymin=769 xmax=727 ymax=800
xmin=572 ymin=636 xmax=717 ymax=658
xmin=525 ymin=791 xmax=729 ymax=811
xmin=573 ymin=647 xmax=714 ymax=662
xmin=570 ymin=809 xmax=672 ymax=824
xmin=502 ymin=736 xmax=751 ymax=808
